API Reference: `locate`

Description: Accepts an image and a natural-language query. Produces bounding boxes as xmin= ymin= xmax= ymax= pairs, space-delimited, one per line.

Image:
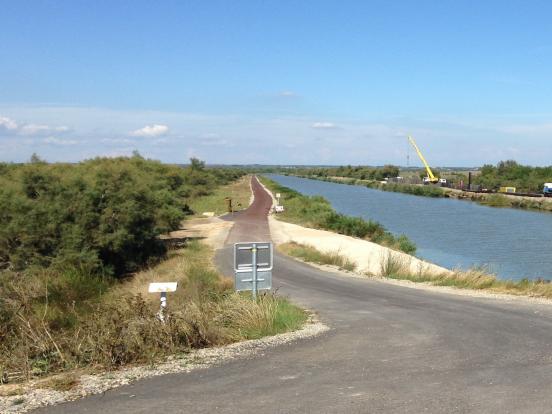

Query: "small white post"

xmin=159 ymin=291 xmax=168 ymax=322
xmin=148 ymin=282 xmax=178 ymax=323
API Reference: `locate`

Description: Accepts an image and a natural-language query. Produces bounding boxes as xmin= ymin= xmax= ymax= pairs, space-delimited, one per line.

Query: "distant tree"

xmin=190 ymin=157 xmax=205 ymax=171
xmin=30 ymin=153 xmax=45 ymax=163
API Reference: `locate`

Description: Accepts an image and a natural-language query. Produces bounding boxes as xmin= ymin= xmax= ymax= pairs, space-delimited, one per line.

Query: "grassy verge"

xmin=279 ymin=241 xmax=552 ymax=299
xmin=365 ymin=181 xmax=446 ymax=197
xmin=187 ymin=175 xmax=252 ymax=216
xmin=380 ymin=252 xmax=552 ymax=298
xmin=0 ymin=241 xmax=307 ymax=384
xmin=259 ymin=176 xmax=416 ymax=254
xmin=279 ymin=242 xmax=357 ymax=272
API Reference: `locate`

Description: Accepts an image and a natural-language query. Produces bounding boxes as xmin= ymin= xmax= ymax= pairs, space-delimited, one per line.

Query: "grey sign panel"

xmin=233 ymin=242 xmax=273 ymax=296
xmin=235 ymin=270 xmax=272 ymax=291
xmin=234 ymin=242 xmax=273 ymax=271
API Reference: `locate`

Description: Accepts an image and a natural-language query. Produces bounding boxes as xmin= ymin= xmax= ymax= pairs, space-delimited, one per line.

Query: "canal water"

xmin=267 ymin=174 xmax=552 ymax=281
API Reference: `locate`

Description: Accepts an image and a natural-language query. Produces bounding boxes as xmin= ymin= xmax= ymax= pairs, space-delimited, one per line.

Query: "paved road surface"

xmin=38 ymin=176 xmax=552 ymax=413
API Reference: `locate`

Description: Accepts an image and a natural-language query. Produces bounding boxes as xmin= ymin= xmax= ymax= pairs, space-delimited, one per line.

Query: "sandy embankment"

xmin=258 ymin=180 xmax=449 ymax=277
xmin=165 ymin=217 xmax=233 ymax=249
xmin=270 ymin=218 xmax=449 ymax=276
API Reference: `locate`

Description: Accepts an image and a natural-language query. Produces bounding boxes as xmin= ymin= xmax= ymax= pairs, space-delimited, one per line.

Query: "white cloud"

xmin=101 ymin=137 xmax=133 ymax=145
xmin=43 ymin=136 xmax=78 ymax=146
xmin=27 ymin=125 xmax=69 ymax=135
xmin=496 ymin=123 xmax=552 ymax=135
xmin=278 ymin=90 xmax=298 ymax=97
xmin=0 ymin=116 xmax=18 ymax=132
xmin=129 ymin=124 xmax=169 ymax=137
xmin=0 ymin=116 xmax=69 ymax=136
xmin=311 ymin=122 xmax=337 ymax=129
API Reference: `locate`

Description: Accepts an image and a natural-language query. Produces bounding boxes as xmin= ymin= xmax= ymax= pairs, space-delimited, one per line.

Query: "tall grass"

xmin=480 ymin=194 xmax=512 ymax=208
xmin=279 ymin=242 xmax=357 ymax=272
xmin=375 ymin=182 xmax=446 ymax=198
xmin=0 ymin=242 xmax=306 ymax=383
xmin=377 ymin=253 xmax=552 ymax=298
xmin=260 ymin=176 xmax=416 ymax=254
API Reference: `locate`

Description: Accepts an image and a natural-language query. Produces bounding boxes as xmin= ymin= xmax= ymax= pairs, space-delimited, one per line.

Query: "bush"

xmin=0 ymin=155 xmax=245 ymax=276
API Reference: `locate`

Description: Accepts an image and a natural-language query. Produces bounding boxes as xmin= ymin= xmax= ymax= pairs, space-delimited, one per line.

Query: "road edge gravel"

xmin=1 ymin=317 xmax=329 ymax=413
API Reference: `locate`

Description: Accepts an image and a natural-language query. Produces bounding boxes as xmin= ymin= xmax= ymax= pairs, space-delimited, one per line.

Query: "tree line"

xmin=474 ymin=160 xmax=552 ymax=193
xmin=0 ymin=154 xmax=244 ymax=277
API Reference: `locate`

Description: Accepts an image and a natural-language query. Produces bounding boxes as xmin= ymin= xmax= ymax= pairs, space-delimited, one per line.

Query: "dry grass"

xmin=378 ymin=252 xmax=552 ymax=298
xmin=187 ymin=175 xmax=252 ymax=216
xmin=36 ymin=373 xmax=79 ymax=391
xmin=279 ymin=242 xmax=357 ymax=272
xmin=0 ymin=240 xmax=306 ymax=384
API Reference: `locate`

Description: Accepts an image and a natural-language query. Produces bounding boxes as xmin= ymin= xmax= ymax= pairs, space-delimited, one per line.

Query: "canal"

xmin=267 ymin=174 xmax=552 ymax=281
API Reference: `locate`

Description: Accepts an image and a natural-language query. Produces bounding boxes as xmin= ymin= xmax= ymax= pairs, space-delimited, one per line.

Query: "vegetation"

xmin=279 ymin=242 xmax=357 ymax=272
xmin=280 ymin=241 xmax=552 ymax=299
xmin=259 ymin=176 xmax=416 ymax=254
xmin=475 ymin=160 xmax=552 ymax=193
xmin=378 ymin=252 xmax=552 ymax=298
xmin=0 ymin=241 xmax=306 ymax=382
xmin=364 ymin=181 xmax=446 ymax=197
xmin=0 ymin=154 xmax=245 ymax=276
xmin=0 ymin=156 xmax=305 ymax=383
xmin=273 ymin=163 xmax=552 ymax=213
xmin=281 ymin=165 xmax=401 ymax=181
xmin=187 ymin=175 xmax=252 ymax=216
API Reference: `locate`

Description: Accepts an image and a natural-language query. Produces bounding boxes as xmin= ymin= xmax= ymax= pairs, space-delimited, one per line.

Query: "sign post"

xmin=234 ymin=242 xmax=273 ymax=299
xmin=148 ymin=282 xmax=178 ymax=322
xmin=251 ymin=244 xmax=258 ymax=299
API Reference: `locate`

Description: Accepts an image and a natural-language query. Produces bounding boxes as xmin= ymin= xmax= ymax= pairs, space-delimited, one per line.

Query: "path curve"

xmin=37 ymin=176 xmax=552 ymax=414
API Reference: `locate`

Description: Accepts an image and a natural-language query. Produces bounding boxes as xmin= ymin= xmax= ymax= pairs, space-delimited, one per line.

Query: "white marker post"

xmin=148 ymin=282 xmax=178 ymax=322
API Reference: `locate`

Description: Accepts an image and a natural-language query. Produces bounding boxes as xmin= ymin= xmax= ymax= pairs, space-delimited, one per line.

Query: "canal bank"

xmin=258 ymin=176 xmax=552 ymax=300
xmin=294 ymin=174 xmax=552 ymax=213
xmin=263 ymin=174 xmax=552 ymax=282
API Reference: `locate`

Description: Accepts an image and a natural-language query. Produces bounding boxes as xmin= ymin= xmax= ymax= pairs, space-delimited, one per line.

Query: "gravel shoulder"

xmin=0 ymin=317 xmax=328 ymax=414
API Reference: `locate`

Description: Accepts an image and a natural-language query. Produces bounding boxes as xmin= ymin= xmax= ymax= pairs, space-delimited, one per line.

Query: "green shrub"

xmin=0 ymin=156 xmax=245 ymax=276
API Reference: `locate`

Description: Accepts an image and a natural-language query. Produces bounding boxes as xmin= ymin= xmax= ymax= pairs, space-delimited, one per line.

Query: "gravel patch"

xmin=0 ymin=318 xmax=329 ymax=413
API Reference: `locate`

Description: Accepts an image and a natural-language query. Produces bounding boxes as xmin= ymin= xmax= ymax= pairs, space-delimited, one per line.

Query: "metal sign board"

xmin=148 ymin=282 xmax=178 ymax=293
xmin=234 ymin=242 xmax=273 ymax=272
xmin=235 ymin=270 xmax=272 ymax=291
xmin=234 ymin=242 xmax=273 ymax=297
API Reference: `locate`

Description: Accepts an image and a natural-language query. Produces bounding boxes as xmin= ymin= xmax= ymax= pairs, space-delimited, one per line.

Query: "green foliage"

xmin=0 ymin=156 xmax=244 ymax=276
xmin=260 ymin=176 xmax=416 ymax=254
xmin=475 ymin=160 xmax=552 ymax=193
xmin=365 ymin=181 xmax=446 ymax=198
xmin=480 ymin=194 xmax=511 ymax=208
xmin=280 ymin=164 xmax=401 ymax=181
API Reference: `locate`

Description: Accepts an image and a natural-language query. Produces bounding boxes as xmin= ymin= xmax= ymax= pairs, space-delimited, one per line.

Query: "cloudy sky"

xmin=1 ymin=1 xmax=551 ymax=166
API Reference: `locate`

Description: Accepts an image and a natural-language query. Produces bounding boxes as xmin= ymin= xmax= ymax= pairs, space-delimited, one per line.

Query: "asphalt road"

xmin=38 ymin=176 xmax=552 ymax=414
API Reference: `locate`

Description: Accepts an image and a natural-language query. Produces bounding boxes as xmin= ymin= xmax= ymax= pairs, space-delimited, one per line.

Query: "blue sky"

xmin=1 ymin=0 xmax=551 ymax=166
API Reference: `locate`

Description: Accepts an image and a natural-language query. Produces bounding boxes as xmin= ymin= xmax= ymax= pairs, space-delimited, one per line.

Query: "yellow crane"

xmin=408 ymin=136 xmax=438 ymax=184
